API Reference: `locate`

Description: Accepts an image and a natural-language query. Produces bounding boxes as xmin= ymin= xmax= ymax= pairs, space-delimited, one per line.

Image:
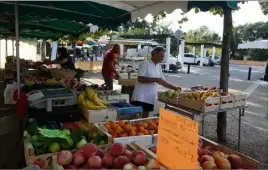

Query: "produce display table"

xmin=158 ymin=98 xmax=247 ymax=151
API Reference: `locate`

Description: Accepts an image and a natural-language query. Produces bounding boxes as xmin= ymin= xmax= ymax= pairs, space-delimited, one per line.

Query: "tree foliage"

xmin=259 ymin=0 xmax=268 ymax=15
xmin=231 ymin=22 xmax=268 ymax=61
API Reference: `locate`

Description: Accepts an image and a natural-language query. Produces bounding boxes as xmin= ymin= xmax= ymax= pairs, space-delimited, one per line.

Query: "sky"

xmin=144 ymin=1 xmax=268 ymax=37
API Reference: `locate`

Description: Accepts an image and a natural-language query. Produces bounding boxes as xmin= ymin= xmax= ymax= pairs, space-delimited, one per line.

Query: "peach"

xmin=72 ymin=152 xmax=85 ymax=166
xmin=199 ymin=149 xmax=212 ymax=157
xmin=102 ymin=153 xmax=114 ymax=168
xmin=124 ymin=124 xmax=132 ymax=132
xmin=215 ymin=158 xmax=231 ymax=169
xmin=200 ymin=155 xmax=214 ymax=165
xmin=227 ymin=154 xmax=242 ymax=169
xmin=113 ymin=156 xmax=130 ymax=169
xmin=131 ymin=150 xmax=146 ymax=165
xmin=145 ymin=159 xmax=161 ymax=169
xmin=212 ymin=151 xmax=225 ymax=160
xmin=201 ymin=161 xmax=217 ymax=169
xmin=136 ymin=122 xmax=143 ymax=127
xmin=123 ymin=163 xmax=138 ymax=170
xmin=110 ymin=143 xmax=124 ymax=156
xmin=82 ymin=143 xmax=97 ymax=158
xmin=65 ymin=164 xmax=77 ymax=169
xmin=57 ymin=150 xmax=73 ymax=166
xmin=150 ymin=147 xmax=156 ymax=154
xmin=122 ymin=149 xmax=132 ymax=159
xmin=87 ymin=155 xmax=102 ymax=169
xmin=96 ymin=148 xmax=105 ymax=158
xmin=118 ymin=120 xmax=126 ymax=127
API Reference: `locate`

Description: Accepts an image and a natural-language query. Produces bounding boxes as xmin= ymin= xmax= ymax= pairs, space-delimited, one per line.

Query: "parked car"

xmin=208 ymin=56 xmax=221 ymax=65
xmin=183 ymin=53 xmax=209 ymax=66
xmin=160 ymin=54 xmax=182 ymax=72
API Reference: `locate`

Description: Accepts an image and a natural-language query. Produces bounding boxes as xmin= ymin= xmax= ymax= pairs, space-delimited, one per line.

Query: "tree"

xmin=259 ymin=0 xmax=268 ymax=15
xmin=184 ymin=26 xmax=221 ymax=56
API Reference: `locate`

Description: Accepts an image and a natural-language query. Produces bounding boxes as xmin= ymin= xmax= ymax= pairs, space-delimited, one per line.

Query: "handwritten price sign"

xmin=156 ymin=108 xmax=199 ymax=169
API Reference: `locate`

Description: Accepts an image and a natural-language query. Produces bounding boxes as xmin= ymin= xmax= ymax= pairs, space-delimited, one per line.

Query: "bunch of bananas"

xmin=78 ymin=88 xmax=109 ymax=110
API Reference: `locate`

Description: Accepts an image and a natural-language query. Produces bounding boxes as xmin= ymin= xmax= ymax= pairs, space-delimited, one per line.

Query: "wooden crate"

xmin=24 ymin=139 xmax=62 ymax=169
xmin=158 ymin=92 xmax=179 ymax=105
xmin=178 ymin=97 xmax=220 ymax=112
xmin=144 ymin=135 xmax=260 ymax=169
xmin=220 ymin=95 xmax=235 ymax=109
xmin=118 ymin=79 xmax=137 ymax=85
xmin=233 ymin=93 xmax=247 ymax=107
xmin=200 ymin=136 xmax=260 ymax=169
xmin=95 ymin=117 xmax=158 ymax=147
xmin=79 ymin=105 xmax=117 ymax=123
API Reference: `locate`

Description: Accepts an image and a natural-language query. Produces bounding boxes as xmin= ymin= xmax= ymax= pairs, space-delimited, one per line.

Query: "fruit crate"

xmin=233 ymin=93 xmax=247 ymax=107
xmin=146 ymin=135 xmax=260 ymax=169
xmin=157 ymin=92 xmax=179 ymax=105
xmin=79 ymin=105 xmax=117 ymax=124
xmin=118 ymin=79 xmax=137 ymax=86
xmin=95 ymin=117 xmax=159 ymax=147
xmin=52 ymin=143 xmax=163 ymax=170
xmin=220 ymin=94 xmax=235 ymax=109
xmin=178 ymin=97 xmax=220 ymax=113
xmin=24 ymin=139 xmax=67 ymax=169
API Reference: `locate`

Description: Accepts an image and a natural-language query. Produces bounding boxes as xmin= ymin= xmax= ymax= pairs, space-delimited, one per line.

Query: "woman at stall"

xmin=132 ymin=46 xmax=182 ymax=118
xmin=43 ymin=47 xmax=75 ymax=70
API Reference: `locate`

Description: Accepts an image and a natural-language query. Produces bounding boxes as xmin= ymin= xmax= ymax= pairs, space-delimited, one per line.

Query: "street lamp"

xmin=194 ymin=32 xmax=197 ymax=55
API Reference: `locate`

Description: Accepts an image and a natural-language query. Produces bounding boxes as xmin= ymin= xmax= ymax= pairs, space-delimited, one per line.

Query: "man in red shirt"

xmin=102 ymin=44 xmax=121 ymax=90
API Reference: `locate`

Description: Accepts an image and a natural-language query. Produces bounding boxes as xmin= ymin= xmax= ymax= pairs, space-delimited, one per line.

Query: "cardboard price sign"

xmin=156 ymin=108 xmax=199 ymax=169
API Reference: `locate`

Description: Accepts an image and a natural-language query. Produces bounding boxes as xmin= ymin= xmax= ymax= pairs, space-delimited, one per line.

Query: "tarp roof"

xmin=238 ymin=40 xmax=268 ymax=49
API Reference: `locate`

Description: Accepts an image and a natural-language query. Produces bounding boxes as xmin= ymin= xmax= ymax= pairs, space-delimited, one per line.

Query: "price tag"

xmin=156 ymin=108 xmax=199 ymax=169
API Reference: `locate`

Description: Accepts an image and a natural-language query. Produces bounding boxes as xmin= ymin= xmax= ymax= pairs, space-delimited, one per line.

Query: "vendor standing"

xmin=43 ymin=47 xmax=75 ymax=70
xmin=101 ymin=44 xmax=121 ymax=90
xmin=132 ymin=46 xmax=181 ymax=118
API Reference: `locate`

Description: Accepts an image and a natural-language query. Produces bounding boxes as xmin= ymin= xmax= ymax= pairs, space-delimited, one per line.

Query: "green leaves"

xmin=259 ymin=0 xmax=268 ymax=15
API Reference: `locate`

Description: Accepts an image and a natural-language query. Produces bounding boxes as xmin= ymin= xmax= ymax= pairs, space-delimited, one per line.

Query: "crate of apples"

xmin=198 ymin=137 xmax=260 ymax=169
xmin=97 ymin=118 xmax=159 ymax=146
xmin=55 ymin=142 xmax=163 ymax=169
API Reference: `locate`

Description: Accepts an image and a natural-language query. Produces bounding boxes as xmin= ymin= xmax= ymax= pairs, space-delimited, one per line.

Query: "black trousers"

xmin=102 ymin=73 xmax=113 ymax=90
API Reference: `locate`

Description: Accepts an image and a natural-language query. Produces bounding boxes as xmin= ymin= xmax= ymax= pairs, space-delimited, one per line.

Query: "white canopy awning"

xmin=89 ymin=1 xmax=188 ymax=21
xmin=238 ymin=40 xmax=268 ymax=49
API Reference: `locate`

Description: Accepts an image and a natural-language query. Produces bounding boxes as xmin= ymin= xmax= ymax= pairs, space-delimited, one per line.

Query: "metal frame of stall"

xmin=158 ymin=98 xmax=247 ymax=152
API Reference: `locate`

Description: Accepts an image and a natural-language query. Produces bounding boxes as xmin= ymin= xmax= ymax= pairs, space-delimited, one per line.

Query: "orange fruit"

xmin=129 ymin=130 xmax=136 ymax=136
xmin=143 ymin=123 xmax=148 ymax=129
xmin=143 ymin=130 xmax=149 ymax=135
xmin=138 ymin=126 xmax=145 ymax=132
xmin=119 ymin=133 xmax=128 ymax=137
xmin=118 ymin=120 xmax=125 ymax=127
xmin=115 ymin=127 xmax=124 ymax=135
xmin=105 ymin=124 xmax=111 ymax=130
xmin=111 ymin=123 xmax=117 ymax=130
xmin=136 ymin=122 xmax=143 ymax=127
xmin=147 ymin=122 xmax=155 ymax=130
xmin=124 ymin=125 xmax=132 ymax=132
xmin=136 ymin=132 xmax=144 ymax=136
xmin=111 ymin=131 xmax=117 ymax=138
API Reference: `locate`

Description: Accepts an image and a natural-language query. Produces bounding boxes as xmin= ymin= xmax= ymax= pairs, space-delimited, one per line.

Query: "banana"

xmin=78 ymin=91 xmax=86 ymax=104
xmin=99 ymin=99 xmax=109 ymax=106
xmin=92 ymin=93 xmax=106 ymax=107
xmin=85 ymin=88 xmax=95 ymax=101
xmin=84 ymin=99 xmax=107 ymax=110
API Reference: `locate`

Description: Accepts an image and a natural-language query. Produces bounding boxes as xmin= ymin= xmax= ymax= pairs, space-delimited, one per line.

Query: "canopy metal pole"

xmin=5 ymin=38 xmax=8 ymax=57
xmin=12 ymin=39 xmax=14 ymax=56
xmin=15 ymin=1 xmax=20 ymax=98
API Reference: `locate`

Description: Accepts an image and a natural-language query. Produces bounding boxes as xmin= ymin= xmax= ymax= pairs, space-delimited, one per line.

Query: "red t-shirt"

xmin=102 ymin=50 xmax=116 ymax=77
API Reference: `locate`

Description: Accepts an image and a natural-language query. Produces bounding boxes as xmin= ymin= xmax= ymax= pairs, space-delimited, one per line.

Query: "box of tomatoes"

xmin=95 ymin=117 xmax=159 ymax=147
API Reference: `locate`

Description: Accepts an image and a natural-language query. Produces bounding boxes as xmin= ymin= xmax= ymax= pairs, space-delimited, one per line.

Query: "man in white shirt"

xmin=132 ymin=46 xmax=181 ymax=118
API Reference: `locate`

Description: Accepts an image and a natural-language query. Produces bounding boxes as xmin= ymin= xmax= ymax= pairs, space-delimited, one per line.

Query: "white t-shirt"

xmin=132 ymin=59 xmax=164 ymax=105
